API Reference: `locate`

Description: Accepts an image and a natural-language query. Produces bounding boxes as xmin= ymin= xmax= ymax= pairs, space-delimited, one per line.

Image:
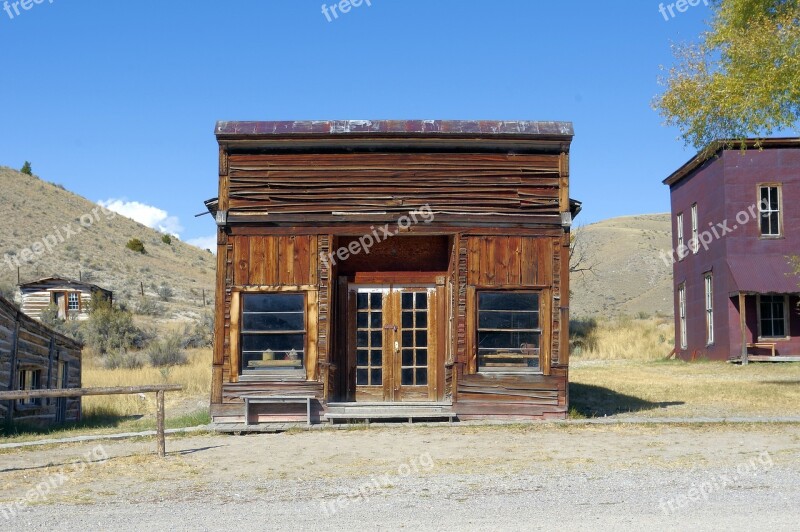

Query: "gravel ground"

xmin=2 ymin=423 xmax=799 ymax=531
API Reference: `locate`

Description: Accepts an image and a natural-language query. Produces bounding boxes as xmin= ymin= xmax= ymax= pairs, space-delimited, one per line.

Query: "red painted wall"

xmin=668 ymin=147 xmax=800 ymax=361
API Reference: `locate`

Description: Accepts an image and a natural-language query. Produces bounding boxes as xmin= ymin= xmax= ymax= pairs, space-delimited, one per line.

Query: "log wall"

xmin=0 ymin=296 xmax=82 ymax=424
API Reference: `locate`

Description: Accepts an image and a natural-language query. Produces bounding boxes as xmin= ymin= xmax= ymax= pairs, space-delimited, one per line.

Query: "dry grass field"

xmin=569 ymin=316 xmax=800 ymax=419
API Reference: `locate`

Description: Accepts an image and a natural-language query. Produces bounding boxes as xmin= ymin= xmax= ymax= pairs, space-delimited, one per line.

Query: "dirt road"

xmin=2 ymin=423 xmax=799 ymax=530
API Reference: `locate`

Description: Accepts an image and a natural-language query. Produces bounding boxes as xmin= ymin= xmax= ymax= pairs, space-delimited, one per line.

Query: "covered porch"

xmin=728 ymin=257 xmax=800 ymax=363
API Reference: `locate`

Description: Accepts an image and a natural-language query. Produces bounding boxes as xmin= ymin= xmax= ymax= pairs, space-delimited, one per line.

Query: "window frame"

xmin=676 ymin=212 xmax=685 ymax=261
xmin=67 ymin=292 xmax=80 ymax=312
xmin=17 ymin=368 xmax=42 ymax=407
xmin=475 ymin=290 xmax=543 ymax=375
xmin=757 ymin=294 xmax=789 ymax=340
xmin=678 ymin=282 xmax=687 ymax=350
xmin=690 ymin=204 xmax=699 ymax=254
xmin=704 ymin=273 xmax=714 ymax=346
xmin=238 ymin=292 xmax=308 ymax=380
xmin=758 ymin=184 xmax=782 ymax=238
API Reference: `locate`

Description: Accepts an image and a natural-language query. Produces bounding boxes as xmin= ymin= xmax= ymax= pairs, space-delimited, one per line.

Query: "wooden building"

xmin=664 ymin=138 xmax=800 ymax=362
xmin=209 ymin=120 xmax=578 ymax=425
xmin=19 ymin=277 xmax=112 ymax=321
xmin=1 ymin=295 xmax=82 ymax=425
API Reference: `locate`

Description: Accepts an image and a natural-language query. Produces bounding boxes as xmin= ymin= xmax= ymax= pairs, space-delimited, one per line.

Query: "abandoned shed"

xmin=19 ymin=277 xmax=112 ymax=321
xmin=0 ymin=295 xmax=83 ymax=425
xmin=208 ymin=120 xmax=577 ymax=425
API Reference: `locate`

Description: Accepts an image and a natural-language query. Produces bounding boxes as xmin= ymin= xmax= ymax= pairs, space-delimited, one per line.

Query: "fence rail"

xmin=0 ymin=384 xmax=184 ymax=457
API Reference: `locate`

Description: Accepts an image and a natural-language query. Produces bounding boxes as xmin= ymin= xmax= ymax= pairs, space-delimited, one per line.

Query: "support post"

xmin=739 ymin=293 xmax=748 ymax=365
xmin=156 ymin=390 xmax=166 ymax=457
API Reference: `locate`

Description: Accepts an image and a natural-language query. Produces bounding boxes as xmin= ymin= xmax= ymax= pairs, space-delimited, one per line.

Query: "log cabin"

xmin=0 ymin=295 xmax=82 ymax=425
xmin=19 ymin=277 xmax=112 ymax=321
xmin=208 ymin=120 xmax=578 ymax=426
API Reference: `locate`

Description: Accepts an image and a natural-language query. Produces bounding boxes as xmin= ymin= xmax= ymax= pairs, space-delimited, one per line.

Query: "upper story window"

xmin=690 ymin=204 xmax=699 ymax=254
xmin=240 ymin=293 xmax=306 ymax=377
xmin=676 ymin=213 xmax=685 ymax=260
xmin=759 ymin=185 xmax=781 ymax=237
xmin=477 ymin=291 xmax=541 ymax=373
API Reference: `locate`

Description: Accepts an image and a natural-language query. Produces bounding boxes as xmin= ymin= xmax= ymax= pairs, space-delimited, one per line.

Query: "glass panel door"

xmin=350 ymin=286 xmax=435 ymax=402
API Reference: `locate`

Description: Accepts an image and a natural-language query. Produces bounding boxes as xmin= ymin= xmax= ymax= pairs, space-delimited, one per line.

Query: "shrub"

xmin=20 ymin=161 xmax=32 ymax=175
xmin=157 ymin=283 xmax=174 ymax=302
xmin=0 ymin=283 xmax=16 ymax=302
xmin=181 ymin=313 xmax=214 ymax=349
xmin=147 ymin=333 xmax=188 ymax=367
xmin=161 ymin=234 xmax=172 ymax=245
xmin=39 ymin=304 xmax=84 ymax=342
xmin=103 ymin=349 xmax=145 ymax=370
xmin=83 ymin=295 xmax=145 ymax=355
xmin=134 ymin=297 xmax=166 ymax=317
xmin=126 ymin=238 xmax=146 ymax=254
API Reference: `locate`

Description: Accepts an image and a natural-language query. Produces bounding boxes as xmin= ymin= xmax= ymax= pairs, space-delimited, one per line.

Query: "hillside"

xmin=0 ymin=167 xmax=215 ymax=316
xmin=570 ymin=214 xmax=674 ymax=318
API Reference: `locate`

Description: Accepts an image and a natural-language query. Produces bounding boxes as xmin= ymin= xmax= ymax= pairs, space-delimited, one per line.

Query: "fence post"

xmin=156 ymin=390 xmax=166 ymax=457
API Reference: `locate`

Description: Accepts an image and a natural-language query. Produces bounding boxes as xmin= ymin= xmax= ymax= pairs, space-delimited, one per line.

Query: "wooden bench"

xmin=747 ymin=342 xmax=777 ymax=357
xmin=244 ymin=396 xmax=315 ymax=426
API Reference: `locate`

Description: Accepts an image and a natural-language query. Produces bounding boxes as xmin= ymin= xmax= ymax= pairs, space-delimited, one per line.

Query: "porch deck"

xmin=324 ymin=402 xmax=457 ymax=425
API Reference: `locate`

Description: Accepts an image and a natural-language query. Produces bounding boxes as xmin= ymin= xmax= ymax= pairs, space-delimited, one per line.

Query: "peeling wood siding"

xmin=0 ymin=296 xmax=82 ymax=424
xmin=227 ymin=153 xmax=561 ymax=217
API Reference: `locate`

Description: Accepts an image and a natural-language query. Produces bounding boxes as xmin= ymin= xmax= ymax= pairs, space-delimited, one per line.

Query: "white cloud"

xmin=98 ymin=198 xmax=184 ymax=237
xmin=186 ymin=235 xmax=217 ymax=253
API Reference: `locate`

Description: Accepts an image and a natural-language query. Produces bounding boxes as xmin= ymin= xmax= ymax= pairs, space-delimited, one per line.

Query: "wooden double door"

xmin=348 ymin=285 xmax=439 ymax=402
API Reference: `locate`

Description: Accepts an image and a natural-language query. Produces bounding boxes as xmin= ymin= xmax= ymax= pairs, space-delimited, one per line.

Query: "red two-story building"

xmin=664 ymin=139 xmax=800 ymax=362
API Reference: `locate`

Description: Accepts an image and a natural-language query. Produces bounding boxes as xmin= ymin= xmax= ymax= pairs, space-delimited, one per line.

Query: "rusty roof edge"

xmin=663 ymin=137 xmax=800 ymax=187
xmin=215 ymin=120 xmax=574 ymax=139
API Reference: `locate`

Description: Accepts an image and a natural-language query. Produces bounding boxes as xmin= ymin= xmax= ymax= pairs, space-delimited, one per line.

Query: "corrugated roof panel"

xmin=727 ymin=256 xmax=800 ymax=294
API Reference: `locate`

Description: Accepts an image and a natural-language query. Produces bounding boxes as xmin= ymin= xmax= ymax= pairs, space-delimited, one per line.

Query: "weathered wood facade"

xmin=210 ymin=120 xmax=577 ymax=424
xmin=19 ymin=277 xmax=112 ymax=321
xmin=0 ymin=295 xmax=82 ymax=425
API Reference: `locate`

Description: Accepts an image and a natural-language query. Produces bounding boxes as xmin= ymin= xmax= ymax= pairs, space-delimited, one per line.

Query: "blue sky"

xmin=0 ymin=0 xmax=713 ymax=248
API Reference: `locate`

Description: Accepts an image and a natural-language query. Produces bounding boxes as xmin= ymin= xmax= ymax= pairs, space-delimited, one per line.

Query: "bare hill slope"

xmin=571 ymin=214 xmax=673 ymax=318
xmin=0 ymin=167 xmax=215 ymax=313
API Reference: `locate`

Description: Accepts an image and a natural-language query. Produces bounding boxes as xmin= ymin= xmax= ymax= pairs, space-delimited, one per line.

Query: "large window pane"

xmin=241 ymin=293 xmax=306 ymax=376
xmin=477 ymin=291 xmax=542 ymax=373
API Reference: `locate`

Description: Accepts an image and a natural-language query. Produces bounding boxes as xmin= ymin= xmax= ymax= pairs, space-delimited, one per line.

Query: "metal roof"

xmin=18 ymin=277 xmax=112 ymax=295
xmin=727 ymin=256 xmax=800 ymax=295
xmin=663 ymin=138 xmax=800 ymax=188
xmin=215 ymin=120 xmax=574 ymax=138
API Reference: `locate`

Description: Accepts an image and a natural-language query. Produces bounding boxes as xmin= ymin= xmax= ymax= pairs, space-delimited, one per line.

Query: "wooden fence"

xmin=0 ymin=384 xmax=184 ymax=457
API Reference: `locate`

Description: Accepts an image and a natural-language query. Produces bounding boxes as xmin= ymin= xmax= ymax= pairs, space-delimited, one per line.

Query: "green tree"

xmin=161 ymin=234 xmax=172 ymax=245
xmin=654 ymin=0 xmax=800 ymax=153
xmin=20 ymin=161 xmax=32 ymax=175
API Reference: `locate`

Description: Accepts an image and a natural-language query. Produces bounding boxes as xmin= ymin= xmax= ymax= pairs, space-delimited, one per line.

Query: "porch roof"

xmin=728 ymin=256 xmax=800 ymax=295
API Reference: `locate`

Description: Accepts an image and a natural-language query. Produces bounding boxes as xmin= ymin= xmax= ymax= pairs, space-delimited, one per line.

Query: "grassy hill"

xmin=570 ymin=214 xmax=674 ymax=318
xmin=0 ymin=166 xmax=215 ymax=316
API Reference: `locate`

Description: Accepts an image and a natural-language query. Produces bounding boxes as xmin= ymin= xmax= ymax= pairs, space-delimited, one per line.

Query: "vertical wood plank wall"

xmin=455 ymin=234 xmax=568 ymax=420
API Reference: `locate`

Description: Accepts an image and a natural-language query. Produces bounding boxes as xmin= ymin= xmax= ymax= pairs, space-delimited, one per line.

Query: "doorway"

xmin=348 ymin=285 xmax=438 ymax=402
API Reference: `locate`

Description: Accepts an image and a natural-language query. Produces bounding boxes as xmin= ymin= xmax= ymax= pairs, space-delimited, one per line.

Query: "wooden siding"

xmin=211 ymin=127 xmax=572 ymax=422
xmin=0 ymin=296 xmax=82 ymax=424
xmin=227 ymin=153 xmax=561 ymax=217
xmin=231 ymin=235 xmax=318 ymax=286
xmin=455 ymin=369 xmax=568 ymax=420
